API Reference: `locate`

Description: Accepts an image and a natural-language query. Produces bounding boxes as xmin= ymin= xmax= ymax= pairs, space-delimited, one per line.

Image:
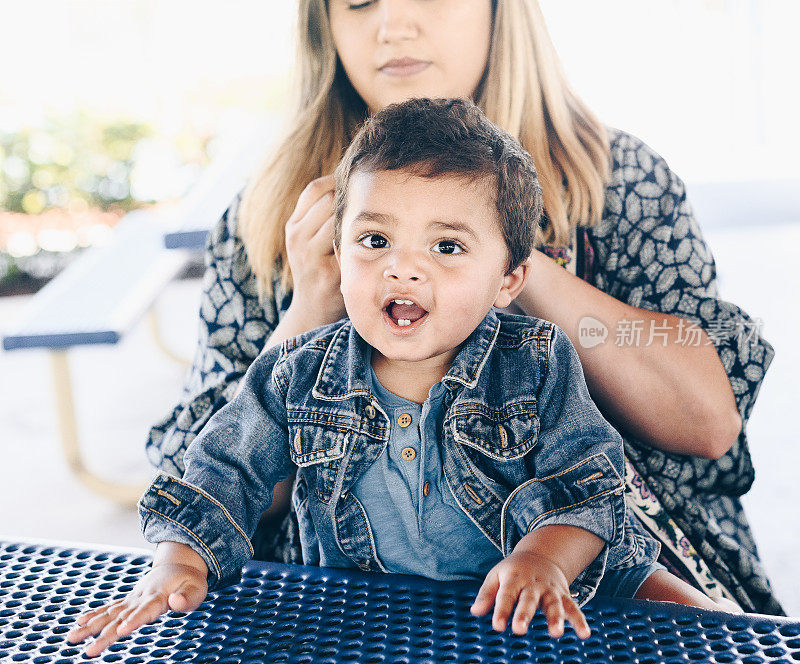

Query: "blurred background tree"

xmin=0 ymin=114 xmax=212 ymax=293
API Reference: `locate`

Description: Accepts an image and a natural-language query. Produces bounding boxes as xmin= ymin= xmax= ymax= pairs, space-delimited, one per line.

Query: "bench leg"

xmin=148 ymin=307 xmax=191 ymax=367
xmin=49 ymin=351 xmax=148 ymax=507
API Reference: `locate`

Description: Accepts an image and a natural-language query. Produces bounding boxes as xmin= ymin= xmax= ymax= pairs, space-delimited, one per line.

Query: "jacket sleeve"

xmin=138 ymin=341 xmax=296 ymax=590
xmin=500 ymin=326 xmax=627 ymax=602
xmin=144 ymin=194 xmax=285 ymax=477
xmin=590 ymin=131 xmax=773 ymax=494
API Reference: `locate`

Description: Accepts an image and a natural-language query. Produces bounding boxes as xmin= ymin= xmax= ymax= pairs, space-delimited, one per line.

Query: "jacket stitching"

xmin=442 ymin=466 xmax=503 ymax=553
xmin=525 ymin=486 xmax=623 ymax=533
xmin=453 ymin=417 xmax=538 ymax=455
xmin=447 ymin=401 xmax=539 ymax=418
xmin=448 ymin=424 xmax=506 ymax=506
xmin=499 ymin=453 xmax=624 ymax=554
xmin=165 ymin=477 xmax=255 ymax=557
xmin=156 ymin=489 xmax=181 ymax=506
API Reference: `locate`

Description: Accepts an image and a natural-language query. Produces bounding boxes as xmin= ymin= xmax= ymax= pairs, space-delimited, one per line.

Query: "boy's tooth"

xmin=398 ymin=319 xmax=410 ymax=326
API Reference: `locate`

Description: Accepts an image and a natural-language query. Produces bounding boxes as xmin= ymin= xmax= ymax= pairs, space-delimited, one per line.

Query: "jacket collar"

xmin=312 ymin=310 xmax=501 ymax=401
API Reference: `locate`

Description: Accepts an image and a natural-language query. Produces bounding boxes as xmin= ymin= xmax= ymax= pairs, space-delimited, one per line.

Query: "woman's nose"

xmin=377 ymin=0 xmax=419 ymax=44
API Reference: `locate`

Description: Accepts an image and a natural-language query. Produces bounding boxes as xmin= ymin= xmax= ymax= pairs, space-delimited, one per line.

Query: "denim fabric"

xmin=596 ymin=561 xmax=666 ymax=598
xmin=348 ymin=358 xmax=503 ymax=580
xmin=139 ymin=310 xmax=659 ymax=604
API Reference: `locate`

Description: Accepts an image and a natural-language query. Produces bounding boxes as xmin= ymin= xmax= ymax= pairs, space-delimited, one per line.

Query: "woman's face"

xmin=328 ymin=0 xmax=493 ymax=114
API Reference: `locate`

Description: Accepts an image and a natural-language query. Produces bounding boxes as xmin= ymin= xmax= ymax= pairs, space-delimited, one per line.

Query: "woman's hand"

xmin=67 ymin=544 xmax=208 ymax=658
xmin=284 ymin=175 xmax=347 ymax=330
xmin=470 ymin=550 xmax=591 ymax=639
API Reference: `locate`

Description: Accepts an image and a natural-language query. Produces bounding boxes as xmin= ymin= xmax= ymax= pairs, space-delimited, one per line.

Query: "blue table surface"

xmin=1 ymin=540 xmax=798 ymax=663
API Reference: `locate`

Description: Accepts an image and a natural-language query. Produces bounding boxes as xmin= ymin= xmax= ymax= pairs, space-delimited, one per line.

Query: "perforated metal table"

xmin=1 ymin=540 xmax=798 ymax=663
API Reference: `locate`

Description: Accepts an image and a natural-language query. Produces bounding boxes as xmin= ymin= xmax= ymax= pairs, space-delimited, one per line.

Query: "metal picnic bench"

xmin=1 ymin=538 xmax=799 ymax=663
xmin=0 ymin=121 xmax=276 ymax=506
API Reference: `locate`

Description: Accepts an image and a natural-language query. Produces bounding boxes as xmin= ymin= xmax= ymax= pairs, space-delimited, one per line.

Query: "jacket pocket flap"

xmin=287 ymin=422 xmax=349 ymax=467
xmin=449 ymin=401 xmax=540 ymax=461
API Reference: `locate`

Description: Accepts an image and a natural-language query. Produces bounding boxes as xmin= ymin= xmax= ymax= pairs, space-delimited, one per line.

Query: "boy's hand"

xmin=470 ymin=550 xmax=591 ymax=639
xmin=66 ymin=560 xmax=207 ymax=657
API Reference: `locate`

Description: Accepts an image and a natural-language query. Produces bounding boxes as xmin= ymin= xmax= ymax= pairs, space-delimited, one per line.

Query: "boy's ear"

xmin=493 ymin=258 xmax=530 ymax=309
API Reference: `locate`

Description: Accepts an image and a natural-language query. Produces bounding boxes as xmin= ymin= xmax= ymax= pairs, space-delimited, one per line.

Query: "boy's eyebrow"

xmin=429 ymin=220 xmax=479 ymax=242
xmin=351 ymin=211 xmax=480 ymax=241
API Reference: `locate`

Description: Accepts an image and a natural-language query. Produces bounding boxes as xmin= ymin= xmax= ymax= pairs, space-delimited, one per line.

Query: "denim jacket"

xmin=139 ymin=310 xmax=658 ymax=604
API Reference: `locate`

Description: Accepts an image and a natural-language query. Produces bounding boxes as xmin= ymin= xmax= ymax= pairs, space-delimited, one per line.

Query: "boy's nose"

xmin=383 ymin=250 xmax=424 ymax=283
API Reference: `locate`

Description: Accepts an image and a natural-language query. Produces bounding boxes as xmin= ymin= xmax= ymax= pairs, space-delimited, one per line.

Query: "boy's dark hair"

xmin=333 ymin=98 xmax=543 ymax=274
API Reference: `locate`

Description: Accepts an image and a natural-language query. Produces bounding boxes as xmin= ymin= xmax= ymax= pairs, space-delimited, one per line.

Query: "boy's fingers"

xmin=117 ymin=593 xmax=169 ymax=636
xmin=470 ymin=572 xmax=499 ymax=616
xmin=562 ymin=596 xmax=591 ymax=639
xmin=491 ymin=582 xmax=521 ymax=632
xmin=541 ymin=591 xmax=565 ymax=638
xmin=68 ymin=602 xmax=127 ymax=643
xmin=85 ymin=615 xmax=127 ymax=658
xmin=73 ymin=599 xmax=126 ymax=628
xmin=511 ymin=587 xmax=541 ymax=635
xmin=110 ymin=605 xmax=138 ymax=632
xmin=168 ymin=580 xmax=206 ymax=613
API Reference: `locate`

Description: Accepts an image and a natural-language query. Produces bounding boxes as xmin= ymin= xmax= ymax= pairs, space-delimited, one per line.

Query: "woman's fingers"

xmin=511 ymin=586 xmax=541 ymax=635
xmin=309 ymin=214 xmax=337 ymax=255
xmin=287 ymin=191 xmax=334 ymax=249
xmin=289 ymin=176 xmax=336 ymax=226
xmin=562 ymin=595 xmax=591 ymax=639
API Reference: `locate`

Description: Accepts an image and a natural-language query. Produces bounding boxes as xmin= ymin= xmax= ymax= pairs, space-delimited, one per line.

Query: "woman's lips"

xmin=379 ymin=58 xmax=431 ymax=77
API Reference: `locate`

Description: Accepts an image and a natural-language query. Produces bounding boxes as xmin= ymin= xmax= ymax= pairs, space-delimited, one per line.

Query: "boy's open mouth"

xmin=383 ymin=298 xmax=429 ymax=332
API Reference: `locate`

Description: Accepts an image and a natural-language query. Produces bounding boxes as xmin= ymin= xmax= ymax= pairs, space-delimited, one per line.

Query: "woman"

xmin=146 ymin=0 xmax=782 ymax=614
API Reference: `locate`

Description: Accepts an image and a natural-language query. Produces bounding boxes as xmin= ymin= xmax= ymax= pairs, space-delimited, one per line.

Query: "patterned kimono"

xmin=145 ymin=128 xmax=783 ymax=615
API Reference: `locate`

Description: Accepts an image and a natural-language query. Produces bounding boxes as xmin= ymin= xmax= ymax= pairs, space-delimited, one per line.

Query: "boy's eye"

xmin=358 ymin=234 xmax=388 ymax=249
xmin=347 ymin=0 xmax=374 ymax=9
xmin=432 ymin=240 xmax=464 ymax=255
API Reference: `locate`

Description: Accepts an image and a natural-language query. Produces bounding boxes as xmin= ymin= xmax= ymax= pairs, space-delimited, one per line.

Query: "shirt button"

xmin=398 ymin=413 xmax=412 ymax=428
xmin=365 ymin=404 xmax=376 ymax=419
xmin=423 ymin=481 xmax=430 ymax=497
xmin=401 ymin=447 xmax=416 ymax=461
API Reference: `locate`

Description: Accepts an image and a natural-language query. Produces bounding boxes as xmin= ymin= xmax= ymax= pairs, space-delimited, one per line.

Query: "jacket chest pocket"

xmin=288 ymin=416 xmax=352 ymax=503
xmin=449 ymin=401 xmax=540 ymax=463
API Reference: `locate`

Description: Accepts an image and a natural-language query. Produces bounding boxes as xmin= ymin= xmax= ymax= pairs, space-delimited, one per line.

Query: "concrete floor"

xmin=0 ymin=223 xmax=798 ymax=615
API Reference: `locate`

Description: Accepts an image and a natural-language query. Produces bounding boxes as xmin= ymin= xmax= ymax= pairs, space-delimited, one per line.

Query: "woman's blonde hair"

xmin=239 ymin=0 xmax=609 ymax=299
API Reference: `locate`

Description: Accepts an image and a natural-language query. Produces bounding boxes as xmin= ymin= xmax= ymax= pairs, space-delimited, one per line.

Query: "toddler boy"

xmin=69 ymin=98 xmax=731 ymax=657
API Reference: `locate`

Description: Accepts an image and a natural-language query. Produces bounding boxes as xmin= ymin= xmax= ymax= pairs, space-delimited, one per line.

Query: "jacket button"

xmin=401 ymin=447 xmax=416 ymax=461
xmin=398 ymin=413 xmax=412 ymax=428
xmin=365 ymin=404 xmax=376 ymax=419
xmin=423 ymin=481 xmax=430 ymax=497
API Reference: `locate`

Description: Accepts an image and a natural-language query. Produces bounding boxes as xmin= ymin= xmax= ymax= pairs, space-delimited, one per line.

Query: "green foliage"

xmin=0 ymin=113 xmax=153 ymax=214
